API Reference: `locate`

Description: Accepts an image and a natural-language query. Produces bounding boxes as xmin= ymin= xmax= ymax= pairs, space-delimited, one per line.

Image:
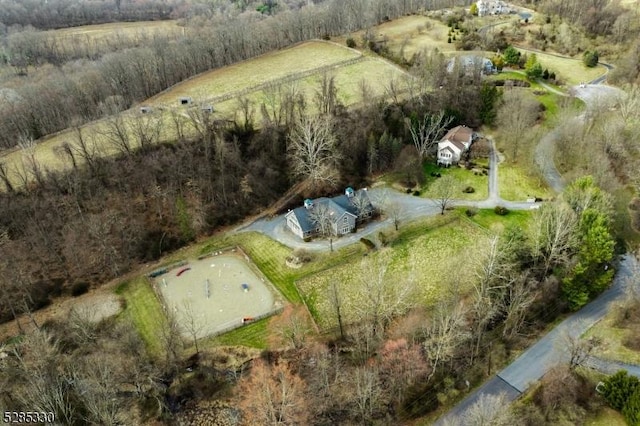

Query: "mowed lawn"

xmin=297 ymin=214 xmax=490 ymax=330
xmin=583 ymin=309 xmax=640 ymax=365
xmin=499 ymin=162 xmax=554 ymax=201
xmin=518 ymin=49 xmax=606 ymax=85
xmin=421 ymin=162 xmax=489 ymax=201
xmin=116 ymin=276 xmax=167 ymax=357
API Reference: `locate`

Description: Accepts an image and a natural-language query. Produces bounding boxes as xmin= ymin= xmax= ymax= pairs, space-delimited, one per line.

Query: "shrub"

xmin=494 ymin=206 xmax=509 ymax=215
xmin=378 ymin=231 xmax=388 ymax=246
xmin=583 ymin=50 xmax=599 ymax=68
xmin=406 ymin=188 xmax=413 ymax=194
xmin=413 ymin=190 xmax=421 ymax=196
xmin=71 ymin=282 xmax=90 ymax=297
xmin=291 ymin=248 xmax=313 ymax=264
xmin=360 ymin=238 xmax=376 ymax=250
xmin=303 ymin=236 xmax=312 ymax=243
xmin=447 ymin=37 xmax=452 ymax=43
xmin=602 ymin=371 xmax=640 ymax=410
xmin=463 ymin=186 xmax=475 ymax=193
xmin=321 ymin=34 xmax=331 ymax=41
xmin=465 ymin=208 xmax=478 ymax=217
xmin=346 ymin=37 xmax=356 ymax=48
xmin=623 ymin=386 xmax=640 ymax=426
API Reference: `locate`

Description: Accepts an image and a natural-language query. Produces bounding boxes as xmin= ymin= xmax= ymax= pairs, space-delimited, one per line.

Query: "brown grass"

xmin=0 ymin=41 xmax=407 ymax=189
xmin=49 ymin=20 xmax=186 ymax=48
xmin=334 ymin=15 xmax=455 ymax=58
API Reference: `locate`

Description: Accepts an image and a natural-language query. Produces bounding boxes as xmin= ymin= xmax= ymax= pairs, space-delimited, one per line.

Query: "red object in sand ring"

xmin=176 ymin=267 xmax=191 ymax=277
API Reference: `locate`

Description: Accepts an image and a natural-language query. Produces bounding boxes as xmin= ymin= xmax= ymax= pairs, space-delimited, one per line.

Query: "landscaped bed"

xmin=421 ymin=161 xmax=489 ymax=201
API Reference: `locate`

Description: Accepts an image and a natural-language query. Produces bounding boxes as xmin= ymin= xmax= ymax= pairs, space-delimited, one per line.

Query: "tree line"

xmin=0 ymin=0 xmax=472 ymax=149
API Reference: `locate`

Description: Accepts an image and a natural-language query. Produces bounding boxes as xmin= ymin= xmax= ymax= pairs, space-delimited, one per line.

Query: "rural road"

xmin=436 ymin=73 xmax=629 ymax=424
xmin=437 ymin=254 xmax=639 ymax=425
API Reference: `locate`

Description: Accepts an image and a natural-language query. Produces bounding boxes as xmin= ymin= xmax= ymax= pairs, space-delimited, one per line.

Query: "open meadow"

xmin=297 ymin=214 xmax=491 ymax=330
xmin=0 ymin=40 xmax=408 ymax=189
xmin=48 ymin=20 xmax=187 ymax=50
xmin=335 ymin=15 xmax=455 ymax=58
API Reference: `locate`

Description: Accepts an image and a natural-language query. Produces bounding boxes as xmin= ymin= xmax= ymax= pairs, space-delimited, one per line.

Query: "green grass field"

xmin=334 ymin=15 xmax=455 ymax=59
xmin=422 ymin=162 xmax=489 ymax=201
xmin=586 ymin=408 xmax=627 ymax=426
xmin=211 ymin=317 xmax=270 ymax=349
xmin=584 ymin=310 xmax=640 ymax=365
xmin=464 ymin=208 xmax=532 ymax=234
xmin=48 ymin=20 xmax=186 ymax=53
xmin=297 ymin=214 xmax=490 ymax=330
xmin=499 ymin=162 xmax=554 ymax=201
xmin=115 ymin=276 xmax=167 ymax=357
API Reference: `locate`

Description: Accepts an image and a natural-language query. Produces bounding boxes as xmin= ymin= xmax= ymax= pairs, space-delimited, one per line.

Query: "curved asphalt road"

xmin=436 ymin=62 xmax=630 ymax=426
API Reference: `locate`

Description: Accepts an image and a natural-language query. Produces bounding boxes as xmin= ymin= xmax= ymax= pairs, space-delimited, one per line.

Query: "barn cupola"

xmin=345 ymin=187 xmax=355 ymax=198
xmin=304 ymin=199 xmax=314 ymax=209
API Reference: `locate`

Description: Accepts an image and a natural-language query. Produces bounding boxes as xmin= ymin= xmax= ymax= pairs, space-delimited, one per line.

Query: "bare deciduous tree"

xmin=269 ymin=305 xmax=312 ymax=351
xmin=99 ymin=113 xmax=133 ymax=156
xmin=314 ymin=72 xmax=339 ymax=116
xmin=496 ymin=89 xmax=539 ymax=162
xmin=407 ymin=110 xmax=453 ymax=159
xmin=355 ymin=251 xmax=417 ymax=338
xmin=502 ymin=274 xmax=537 ymax=340
xmin=288 ymin=115 xmax=341 ymax=185
xmin=529 ymin=202 xmax=578 ymax=274
xmin=424 ymin=298 xmax=469 ymax=381
xmin=460 ymin=391 xmax=514 ymax=426
xmin=431 ymin=174 xmax=458 ymax=215
xmin=180 ymin=300 xmax=205 ymax=354
xmin=237 ymin=359 xmax=309 ymax=425
xmin=352 ymin=366 xmax=382 ymax=423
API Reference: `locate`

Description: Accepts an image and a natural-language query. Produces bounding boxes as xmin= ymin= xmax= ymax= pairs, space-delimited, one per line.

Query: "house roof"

xmin=440 ymin=146 xmax=455 ymax=155
xmin=442 ymin=125 xmax=473 ymax=145
xmin=288 ymin=189 xmax=373 ymax=233
xmin=439 ymin=139 xmax=464 ymax=152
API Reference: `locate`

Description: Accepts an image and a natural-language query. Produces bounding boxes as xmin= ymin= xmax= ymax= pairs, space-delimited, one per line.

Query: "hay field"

xmin=335 ymin=15 xmax=455 ymax=59
xmin=0 ymin=41 xmax=408 ymax=189
xmin=48 ymin=20 xmax=186 ymax=51
xmin=297 ymin=216 xmax=489 ymax=330
xmin=149 ymin=40 xmax=362 ymax=106
xmin=530 ymin=51 xmax=606 ymax=85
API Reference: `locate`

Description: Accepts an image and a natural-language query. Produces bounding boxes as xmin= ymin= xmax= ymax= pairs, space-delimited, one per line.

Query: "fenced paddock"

xmin=153 ymin=248 xmax=283 ymax=338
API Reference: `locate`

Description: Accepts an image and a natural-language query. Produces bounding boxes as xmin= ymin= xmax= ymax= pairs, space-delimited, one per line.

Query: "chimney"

xmin=304 ymin=199 xmax=314 ymax=209
xmin=345 ymin=187 xmax=355 ymax=198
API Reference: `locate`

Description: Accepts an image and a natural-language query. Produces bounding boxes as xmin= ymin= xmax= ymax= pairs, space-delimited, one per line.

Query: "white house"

xmin=437 ymin=125 xmax=474 ymax=166
xmin=476 ymin=0 xmax=510 ymax=17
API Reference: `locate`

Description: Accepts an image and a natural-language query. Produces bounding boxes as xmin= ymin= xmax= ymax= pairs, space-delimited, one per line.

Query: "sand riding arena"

xmin=150 ymin=247 xmax=283 ymax=338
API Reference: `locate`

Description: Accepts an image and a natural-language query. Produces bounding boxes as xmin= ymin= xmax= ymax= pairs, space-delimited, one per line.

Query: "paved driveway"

xmin=238 ymin=137 xmax=538 ymax=251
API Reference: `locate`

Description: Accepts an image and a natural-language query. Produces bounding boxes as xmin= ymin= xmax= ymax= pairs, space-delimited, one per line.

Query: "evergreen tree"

xmin=603 ymin=371 xmax=639 ymax=410
xmin=624 ymin=386 xmax=640 ymax=426
xmin=479 ymin=83 xmax=501 ymax=125
xmin=502 ymin=46 xmax=520 ymax=66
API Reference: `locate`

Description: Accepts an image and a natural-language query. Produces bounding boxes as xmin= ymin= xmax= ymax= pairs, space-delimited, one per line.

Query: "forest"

xmin=2 ymin=0 xmax=640 ymax=424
